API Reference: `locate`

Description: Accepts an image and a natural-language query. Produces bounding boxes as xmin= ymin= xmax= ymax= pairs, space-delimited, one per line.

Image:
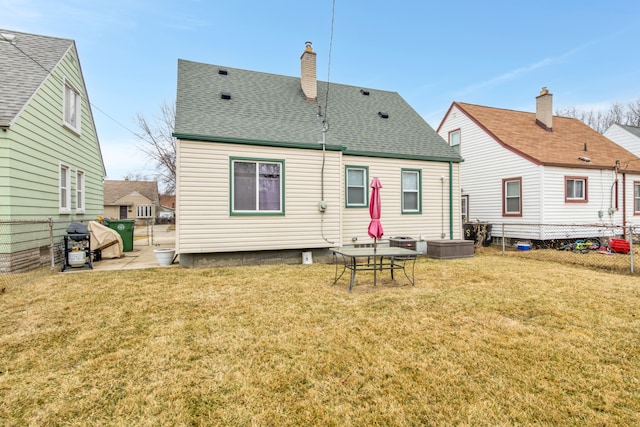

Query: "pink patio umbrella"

xmin=368 ymin=177 xmax=384 ymax=250
xmin=368 ymin=177 xmax=384 ymax=286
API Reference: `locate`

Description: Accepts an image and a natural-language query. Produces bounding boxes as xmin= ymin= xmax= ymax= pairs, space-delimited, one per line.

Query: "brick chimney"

xmin=536 ymin=87 xmax=553 ymax=131
xmin=300 ymin=41 xmax=317 ymax=102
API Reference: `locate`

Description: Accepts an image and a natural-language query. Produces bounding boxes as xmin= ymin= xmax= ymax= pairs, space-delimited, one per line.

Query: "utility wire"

xmin=323 ymin=0 xmax=336 ymax=130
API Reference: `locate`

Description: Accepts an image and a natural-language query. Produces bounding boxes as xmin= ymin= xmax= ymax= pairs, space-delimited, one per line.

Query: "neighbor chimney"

xmin=300 ymin=41 xmax=317 ymax=102
xmin=536 ymin=87 xmax=553 ymax=131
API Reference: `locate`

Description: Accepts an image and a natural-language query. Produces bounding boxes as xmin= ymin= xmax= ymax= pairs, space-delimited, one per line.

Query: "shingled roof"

xmin=103 ymin=180 xmax=159 ymax=206
xmin=174 ymin=58 xmax=461 ymax=162
xmin=0 ymin=29 xmax=74 ymax=127
xmin=451 ymin=102 xmax=640 ymax=173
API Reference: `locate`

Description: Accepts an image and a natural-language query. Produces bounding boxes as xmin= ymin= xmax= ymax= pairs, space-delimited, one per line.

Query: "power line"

xmin=323 ymin=0 xmax=336 ymax=130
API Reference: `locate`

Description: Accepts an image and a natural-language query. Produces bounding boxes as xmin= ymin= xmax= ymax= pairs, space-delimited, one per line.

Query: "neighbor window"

xmin=137 ymin=205 xmax=153 ymax=218
xmin=565 ymin=177 xmax=587 ymax=202
xmin=449 ymin=129 xmax=461 ymax=153
xmin=231 ymin=158 xmax=284 ymax=214
xmin=461 ymin=194 xmax=469 ymax=223
xmin=345 ymin=166 xmax=368 ymax=207
xmin=634 ymin=182 xmax=640 ymax=214
xmin=503 ymin=177 xmax=521 ymax=216
xmin=401 ymin=169 xmax=421 ymax=213
xmin=63 ymin=79 xmax=81 ymax=133
xmin=76 ymin=170 xmax=85 ymax=213
xmin=59 ymin=163 xmax=71 ymax=213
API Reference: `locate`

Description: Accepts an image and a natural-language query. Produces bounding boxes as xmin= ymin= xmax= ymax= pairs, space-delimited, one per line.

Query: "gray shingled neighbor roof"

xmin=174 ymin=59 xmax=461 ymax=162
xmin=619 ymin=124 xmax=640 ymax=139
xmin=0 ymin=29 xmax=73 ymax=127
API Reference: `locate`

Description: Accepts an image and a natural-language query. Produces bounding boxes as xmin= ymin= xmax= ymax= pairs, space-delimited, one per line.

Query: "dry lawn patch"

xmin=1 ymin=251 xmax=639 ymax=426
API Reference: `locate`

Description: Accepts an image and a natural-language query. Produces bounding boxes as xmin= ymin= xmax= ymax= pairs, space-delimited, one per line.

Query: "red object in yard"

xmin=608 ymin=238 xmax=630 ymax=254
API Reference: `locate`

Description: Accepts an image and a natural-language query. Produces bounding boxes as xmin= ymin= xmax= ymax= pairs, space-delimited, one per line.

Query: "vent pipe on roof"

xmin=378 ymin=112 xmax=389 ymax=119
xmin=536 ymin=87 xmax=553 ymax=131
xmin=300 ymin=41 xmax=317 ymax=102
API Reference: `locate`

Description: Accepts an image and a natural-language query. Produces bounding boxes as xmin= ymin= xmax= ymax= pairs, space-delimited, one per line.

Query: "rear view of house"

xmin=0 ymin=29 xmax=105 ymax=272
xmin=173 ymin=42 xmax=463 ymax=267
xmin=437 ymin=88 xmax=640 ymax=244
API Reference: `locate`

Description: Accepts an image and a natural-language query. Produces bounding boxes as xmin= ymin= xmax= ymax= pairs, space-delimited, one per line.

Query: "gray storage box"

xmin=426 ymin=239 xmax=474 ymax=259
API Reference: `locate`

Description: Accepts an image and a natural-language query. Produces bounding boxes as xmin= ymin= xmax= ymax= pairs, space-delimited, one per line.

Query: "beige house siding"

xmin=176 ymin=140 xmax=342 ymax=254
xmin=177 ymin=140 xmax=461 ymax=255
xmin=105 ymin=193 xmax=155 ymax=224
xmin=341 ymin=155 xmax=460 ymax=244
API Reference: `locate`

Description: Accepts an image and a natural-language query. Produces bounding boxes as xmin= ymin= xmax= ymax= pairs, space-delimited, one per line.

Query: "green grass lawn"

xmin=1 ymin=250 xmax=639 ymax=426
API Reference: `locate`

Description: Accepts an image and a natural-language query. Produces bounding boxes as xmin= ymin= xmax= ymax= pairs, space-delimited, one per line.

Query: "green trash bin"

xmin=106 ymin=219 xmax=135 ymax=252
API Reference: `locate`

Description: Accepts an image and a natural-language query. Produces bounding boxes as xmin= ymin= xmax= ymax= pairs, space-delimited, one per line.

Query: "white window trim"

xmin=63 ymin=78 xmax=81 ymax=134
xmin=136 ymin=205 xmax=154 ymax=218
xmin=59 ymin=162 xmax=71 ymax=214
xmin=75 ymin=169 xmax=85 ymax=213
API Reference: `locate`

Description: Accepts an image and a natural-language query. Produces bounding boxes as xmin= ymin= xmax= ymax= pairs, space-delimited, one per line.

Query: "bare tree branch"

xmin=556 ymin=97 xmax=640 ymax=133
xmin=134 ymin=100 xmax=176 ymax=194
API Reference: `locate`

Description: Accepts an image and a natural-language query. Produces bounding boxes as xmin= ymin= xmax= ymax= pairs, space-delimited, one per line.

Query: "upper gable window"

xmin=449 ymin=130 xmax=461 ymax=153
xmin=63 ymin=79 xmax=81 ymax=134
xmin=565 ymin=177 xmax=587 ymax=202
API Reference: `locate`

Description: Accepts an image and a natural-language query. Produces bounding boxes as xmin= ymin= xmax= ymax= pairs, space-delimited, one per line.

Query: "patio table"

xmin=331 ymin=247 xmax=419 ymax=292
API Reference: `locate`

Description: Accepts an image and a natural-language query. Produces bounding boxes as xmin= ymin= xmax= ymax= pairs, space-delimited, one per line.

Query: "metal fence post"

xmin=629 ymin=225 xmax=634 ymax=274
xmin=501 ymin=223 xmax=505 ymax=256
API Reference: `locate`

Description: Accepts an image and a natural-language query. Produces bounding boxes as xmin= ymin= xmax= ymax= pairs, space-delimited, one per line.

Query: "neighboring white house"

xmin=173 ymin=42 xmax=463 ymax=267
xmin=605 ymin=124 xmax=640 ymax=158
xmin=437 ymin=88 xmax=640 ymax=243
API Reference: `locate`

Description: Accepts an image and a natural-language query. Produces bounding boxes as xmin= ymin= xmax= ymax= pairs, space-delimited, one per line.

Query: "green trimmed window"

xmin=231 ymin=158 xmax=284 ymax=214
xmin=401 ymin=169 xmax=421 ymax=213
xmin=345 ymin=166 xmax=368 ymax=207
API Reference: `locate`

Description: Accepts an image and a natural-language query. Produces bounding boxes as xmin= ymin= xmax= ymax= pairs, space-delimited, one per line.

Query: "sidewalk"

xmin=75 ymin=224 xmax=176 ymax=272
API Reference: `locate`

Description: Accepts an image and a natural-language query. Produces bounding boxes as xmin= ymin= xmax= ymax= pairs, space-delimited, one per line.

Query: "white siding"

xmin=605 ymin=124 xmax=640 ymax=157
xmin=177 ymin=141 xmax=342 ymax=254
xmin=438 ymin=106 xmax=541 ymax=225
xmin=439 ymin=106 xmax=640 ymax=240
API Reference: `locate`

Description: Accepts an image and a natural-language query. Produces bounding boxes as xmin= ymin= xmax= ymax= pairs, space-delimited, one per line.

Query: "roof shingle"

xmin=0 ymin=29 xmax=73 ymax=127
xmin=175 ymin=59 xmax=461 ymax=162
xmin=454 ymin=102 xmax=640 ymax=172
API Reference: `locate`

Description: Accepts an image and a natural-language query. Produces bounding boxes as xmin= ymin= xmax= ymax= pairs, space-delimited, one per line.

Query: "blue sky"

xmin=3 ymin=0 xmax=640 ymax=185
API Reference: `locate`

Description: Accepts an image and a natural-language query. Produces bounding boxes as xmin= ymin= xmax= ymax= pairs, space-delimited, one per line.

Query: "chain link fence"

xmin=468 ymin=222 xmax=639 ymax=274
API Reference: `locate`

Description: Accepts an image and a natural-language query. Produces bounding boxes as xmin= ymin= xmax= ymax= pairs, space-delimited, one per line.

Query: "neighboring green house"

xmin=0 ymin=29 xmax=105 ymax=272
xmin=174 ymin=42 xmax=463 ymax=267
